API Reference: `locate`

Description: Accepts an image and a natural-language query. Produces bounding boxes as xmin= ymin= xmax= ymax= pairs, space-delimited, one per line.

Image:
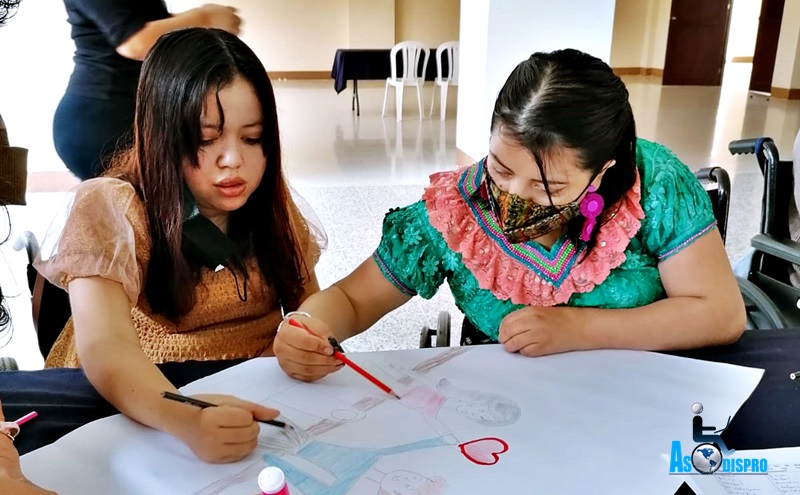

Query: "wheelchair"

xmin=728 ymin=137 xmax=800 ymax=329
xmin=421 ymin=140 xmax=797 ymax=348
xmin=0 ymin=356 xmax=18 ymax=371
xmin=0 ymin=231 xmax=71 ymax=370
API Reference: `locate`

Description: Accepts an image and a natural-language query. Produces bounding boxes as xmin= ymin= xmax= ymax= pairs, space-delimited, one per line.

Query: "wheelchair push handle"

xmin=695 ymin=166 xmax=723 ymax=182
xmin=728 ymin=138 xmax=762 ymax=155
xmin=728 ymin=137 xmax=780 ymax=175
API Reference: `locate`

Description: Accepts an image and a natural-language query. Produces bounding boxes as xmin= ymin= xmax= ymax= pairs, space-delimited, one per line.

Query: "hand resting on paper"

xmin=0 ymin=401 xmax=58 ymax=495
xmin=498 ymin=306 xmax=585 ymax=357
xmin=273 ymin=314 xmax=343 ymax=382
xmin=171 ymin=394 xmax=281 ymax=464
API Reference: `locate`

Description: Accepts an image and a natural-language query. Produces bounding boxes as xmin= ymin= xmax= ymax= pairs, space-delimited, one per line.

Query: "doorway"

xmin=663 ymin=0 xmax=732 ymax=86
xmin=749 ymin=0 xmax=785 ymax=93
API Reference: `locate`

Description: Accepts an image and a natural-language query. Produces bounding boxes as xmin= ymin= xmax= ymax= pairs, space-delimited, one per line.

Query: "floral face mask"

xmin=485 ymin=171 xmax=602 ymax=244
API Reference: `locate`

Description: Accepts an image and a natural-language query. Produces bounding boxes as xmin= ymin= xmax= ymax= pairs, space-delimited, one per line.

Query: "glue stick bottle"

xmin=258 ymin=466 xmax=290 ymax=495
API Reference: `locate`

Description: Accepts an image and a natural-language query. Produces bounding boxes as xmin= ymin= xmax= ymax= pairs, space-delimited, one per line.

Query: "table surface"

xmin=666 ymin=328 xmax=800 ymax=450
xmin=17 ymin=345 xmax=778 ymax=494
xmin=3 ymin=328 xmax=798 ymax=457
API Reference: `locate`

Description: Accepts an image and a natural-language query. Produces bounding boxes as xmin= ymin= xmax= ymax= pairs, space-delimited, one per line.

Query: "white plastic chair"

xmin=382 ymin=41 xmax=430 ymax=122
xmin=429 ymin=41 xmax=459 ymax=121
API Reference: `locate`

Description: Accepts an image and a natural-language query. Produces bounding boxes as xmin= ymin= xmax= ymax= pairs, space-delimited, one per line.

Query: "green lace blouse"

xmin=373 ymin=139 xmax=716 ymax=340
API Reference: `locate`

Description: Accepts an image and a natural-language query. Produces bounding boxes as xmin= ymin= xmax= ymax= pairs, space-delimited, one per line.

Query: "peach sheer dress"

xmin=35 ymin=177 xmax=322 ymax=368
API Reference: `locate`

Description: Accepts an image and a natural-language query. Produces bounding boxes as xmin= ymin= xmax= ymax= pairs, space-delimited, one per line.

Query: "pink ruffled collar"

xmin=423 ymin=160 xmax=644 ymax=306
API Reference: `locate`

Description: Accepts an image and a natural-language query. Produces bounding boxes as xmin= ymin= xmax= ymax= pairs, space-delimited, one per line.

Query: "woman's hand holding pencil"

xmin=274 ymin=311 xmax=344 ymax=382
xmin=275 ymin=313 xmax=400 ymax=399
xmin=166 ymin=393 xmax=280 ymax=464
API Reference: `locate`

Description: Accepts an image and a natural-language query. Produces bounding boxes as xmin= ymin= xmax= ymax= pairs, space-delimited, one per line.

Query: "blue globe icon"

xmin=692 ymin=443 xmax=723 ymax=474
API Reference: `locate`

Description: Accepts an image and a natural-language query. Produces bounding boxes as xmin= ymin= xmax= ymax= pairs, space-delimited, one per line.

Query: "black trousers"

xmin=460 ymin=318 xmax=497 ymax=346
xmin=52 ymin=93 xmax=135 ymax=180
xmin=1 ymin=360 xmax=243 ymax=455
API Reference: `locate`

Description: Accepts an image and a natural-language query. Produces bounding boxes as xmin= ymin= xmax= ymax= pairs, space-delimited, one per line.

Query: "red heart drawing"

xmin=458 ymin=437 xmax=509 ymax=466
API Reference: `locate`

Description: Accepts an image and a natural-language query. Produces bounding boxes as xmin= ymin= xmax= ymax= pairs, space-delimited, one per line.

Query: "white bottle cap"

xmin=258 ymin=466 xmax=286 ymax=494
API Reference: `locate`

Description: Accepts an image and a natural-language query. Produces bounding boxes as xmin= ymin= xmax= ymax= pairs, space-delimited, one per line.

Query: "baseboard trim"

xmin=267 ymin=71 xmax=330 ymax=80
xmin=456 ymin=147 xmax=476 ymax=167
xmin=612 ymin=67 xmax=664 ymax=77
xmin=771 ymin=87 xmax=800 ymax=100
xmin=731 ymin=56 xmax=754 ymax=63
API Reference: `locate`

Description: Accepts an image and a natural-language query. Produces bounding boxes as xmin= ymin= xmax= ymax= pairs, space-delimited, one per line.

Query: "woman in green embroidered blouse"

xmin=274 ymin=49 xmax=746 ymax=381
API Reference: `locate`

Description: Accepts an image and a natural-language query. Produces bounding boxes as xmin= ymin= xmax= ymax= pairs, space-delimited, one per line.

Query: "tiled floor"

xmin=2 ymin=62 xmax=800 ymax=369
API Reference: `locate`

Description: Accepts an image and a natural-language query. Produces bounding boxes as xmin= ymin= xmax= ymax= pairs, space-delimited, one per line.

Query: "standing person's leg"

xmin=52 ymin=94 xmax=135 ymax=180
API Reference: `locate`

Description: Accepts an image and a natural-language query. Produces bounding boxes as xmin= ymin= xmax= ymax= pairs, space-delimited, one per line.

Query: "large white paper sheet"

xmin=22 ymin=346 xmax=764 ymax=494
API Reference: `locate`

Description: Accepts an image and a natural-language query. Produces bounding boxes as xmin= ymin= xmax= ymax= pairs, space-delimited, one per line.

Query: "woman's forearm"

xmin=295 ymin=286 xmax=363 ymax=342
xmin=79 ymin=340 xmax=196 ymax=440
xmin=116 ymin=10 xmax=208 ymax=60
xmin=295 ymin=260 xmax=413 ymax=342
xmin=574 ymin=296 xmax=745 ymax=351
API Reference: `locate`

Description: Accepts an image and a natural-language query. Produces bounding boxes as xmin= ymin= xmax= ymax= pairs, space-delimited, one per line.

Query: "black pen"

xmin=161 ymin=391 xmax=288 ymax=428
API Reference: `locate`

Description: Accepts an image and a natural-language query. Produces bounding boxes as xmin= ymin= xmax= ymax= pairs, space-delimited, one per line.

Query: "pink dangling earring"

xmin=579 ymin=185 xmax=604 ymax=242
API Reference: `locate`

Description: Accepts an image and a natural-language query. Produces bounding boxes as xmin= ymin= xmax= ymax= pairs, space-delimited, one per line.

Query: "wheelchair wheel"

xmin=435 ymin=311 xmax=450 ymax=348
xmin=419 ymin=325 xmax=433 ymax=348
xmin=737 ymin=276 xmax=787 ymax=329
xmin=0 ymin=357 xmax=19 ymax=371
xmin=419 ymin=311 xmax=452 ymax=348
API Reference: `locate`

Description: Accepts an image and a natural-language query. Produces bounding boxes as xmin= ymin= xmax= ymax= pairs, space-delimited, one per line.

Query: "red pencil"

xmin=287 ymin=318 xmax=400 ymax=399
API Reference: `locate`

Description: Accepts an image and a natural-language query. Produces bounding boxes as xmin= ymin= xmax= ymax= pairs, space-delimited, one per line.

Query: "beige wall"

xmin=772 ymin=0 xmax=800 ymax=90
xmin=649 ymin=0 xmax=671 ymax=69
xmin=610 ymin=0 xmax=670 ymax=70
xmin=395 ymin=0 xmax=460 ymax=48
xmin=172 ymin=0 xmax=457 ymax=69
xmin=458 ymin=0 xmax=616 ymax=161
xmin=610 ymin=0 xmax=653 ymax=67
xmin=348 ymin=0 xmax=395 ymax=48
xmin=168 ymin=0 xmax=350 ymax=72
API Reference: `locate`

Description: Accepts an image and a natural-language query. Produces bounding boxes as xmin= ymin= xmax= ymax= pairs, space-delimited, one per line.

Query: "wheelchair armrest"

xmin=750 ymin=234 xmax=800 ymax=266
xmin=736 ymin=276 xmax=788 ymax=329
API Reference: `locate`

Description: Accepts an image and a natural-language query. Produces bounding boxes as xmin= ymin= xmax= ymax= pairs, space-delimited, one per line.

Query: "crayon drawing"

xmin=193 ymin=348 xmax=518 ymax=495
xmin=20 ymin=346 xmax=767 ymax=495
xmin=368 ymin=469 xmax=448 ymax=495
